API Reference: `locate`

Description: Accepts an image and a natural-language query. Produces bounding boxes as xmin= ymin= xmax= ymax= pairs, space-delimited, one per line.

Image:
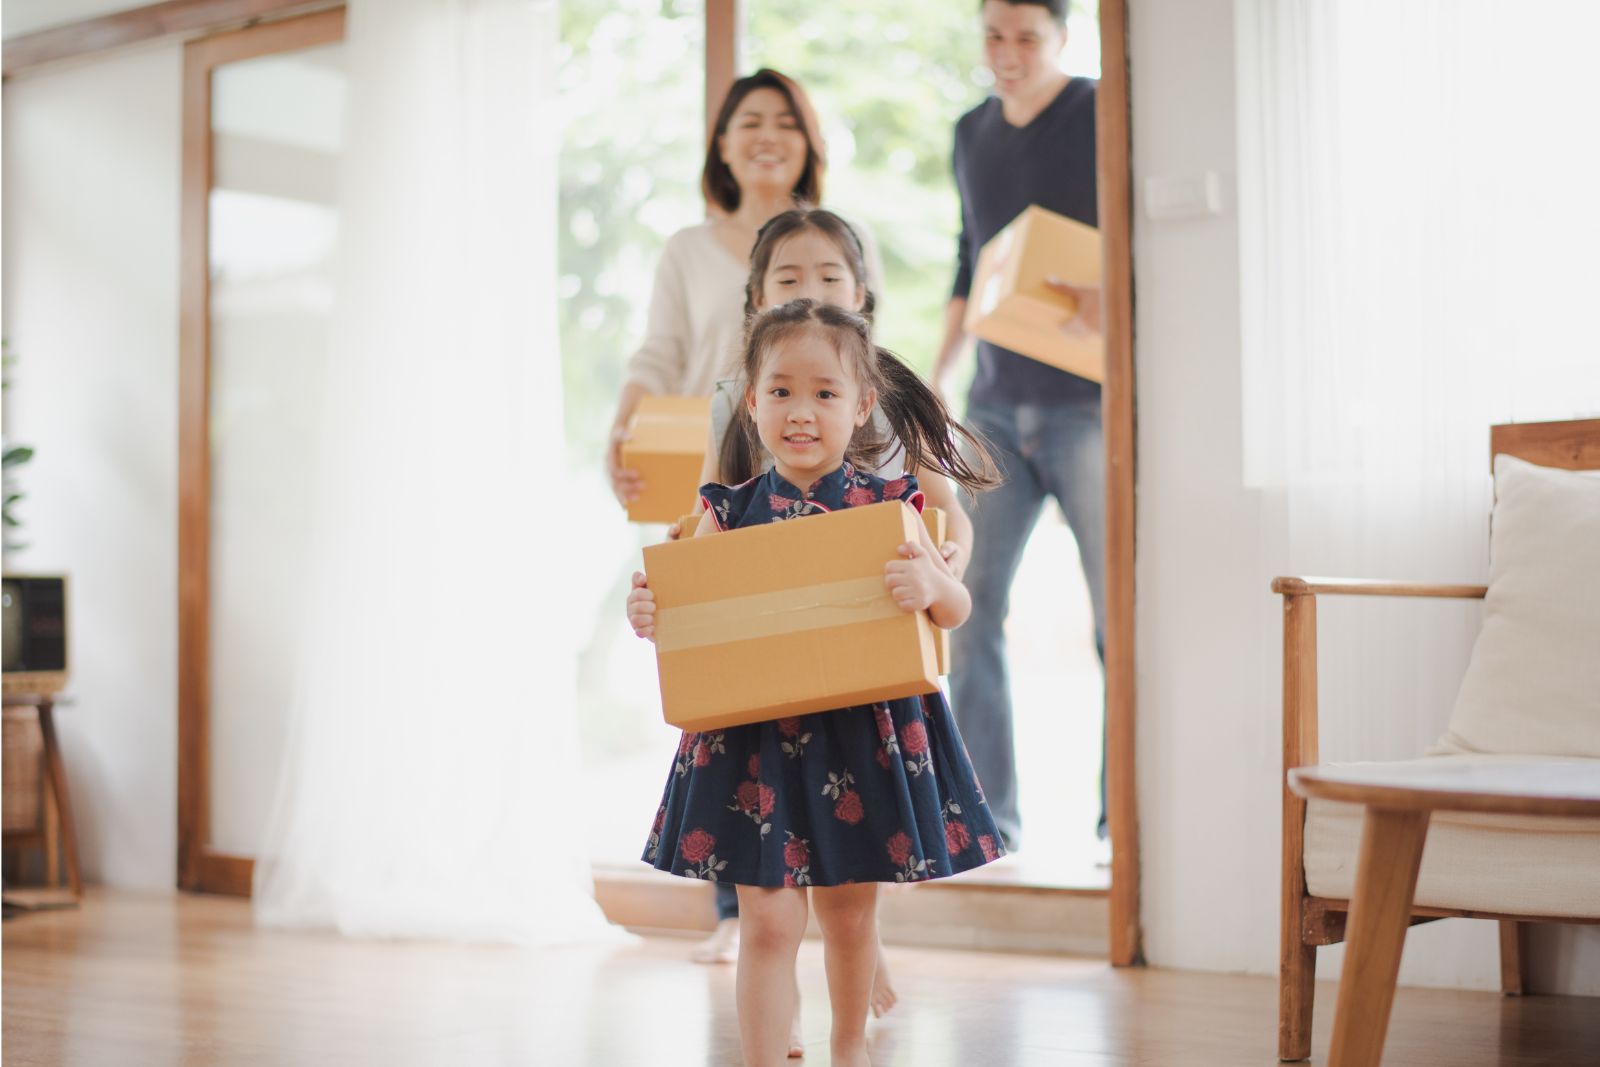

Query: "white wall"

xmin=2 ymin=43 xmax=184 ymax=890
xmin=1129 ymin=0 xmax=1599 ymax=995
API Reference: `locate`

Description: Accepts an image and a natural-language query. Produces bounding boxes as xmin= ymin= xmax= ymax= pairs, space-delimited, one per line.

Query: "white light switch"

xmin=1143 ymin=172 xmax=1223 ymax=221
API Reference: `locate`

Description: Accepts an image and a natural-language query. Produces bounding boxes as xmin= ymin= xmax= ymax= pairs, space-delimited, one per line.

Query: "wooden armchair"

xmin=1274 ymin=418 xmax=1600 ymax=1062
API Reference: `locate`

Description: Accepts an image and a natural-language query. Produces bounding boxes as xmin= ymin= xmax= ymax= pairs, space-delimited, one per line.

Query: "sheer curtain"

xmin=254 ymin=0 xmax=624 ymax=945
xmin=1237 ymin=0 xmax=1600 ymax=760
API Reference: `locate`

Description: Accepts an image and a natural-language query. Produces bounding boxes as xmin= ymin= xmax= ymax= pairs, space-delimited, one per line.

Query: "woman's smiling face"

xmin=718 ymin=87 xmax=809 ymax=199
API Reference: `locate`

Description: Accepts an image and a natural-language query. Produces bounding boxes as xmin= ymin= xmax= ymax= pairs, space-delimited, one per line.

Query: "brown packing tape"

xmin=656 ymin=577 xmax=901 ymax=653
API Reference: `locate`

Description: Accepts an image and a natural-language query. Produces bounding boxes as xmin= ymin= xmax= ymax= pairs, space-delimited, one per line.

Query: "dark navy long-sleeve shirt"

xmin=952 ymin=78 xmax=1099 ymax=407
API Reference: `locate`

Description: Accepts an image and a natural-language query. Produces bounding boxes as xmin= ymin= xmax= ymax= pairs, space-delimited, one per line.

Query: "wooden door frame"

xmin=39 ymin=0 xmax=1141 ymax=950
xmin=705 ymin=1 xmax=1143 ymax=967
xmin=1096 ymin=0 xmax=1142 ymax=969
xmin=177 ymin=6 xmax=346 ymax=897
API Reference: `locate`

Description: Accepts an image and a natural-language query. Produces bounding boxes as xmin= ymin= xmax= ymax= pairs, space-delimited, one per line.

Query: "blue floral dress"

xmin=643 ymin=461 xmax=1006 ymax=887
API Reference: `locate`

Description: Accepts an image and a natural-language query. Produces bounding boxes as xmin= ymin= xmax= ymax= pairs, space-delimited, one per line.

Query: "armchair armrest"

xmin=1272 ymin=577 xmax=1487 ymax=775
xmin=1271 ymin=576 xmax=1486 ymax=599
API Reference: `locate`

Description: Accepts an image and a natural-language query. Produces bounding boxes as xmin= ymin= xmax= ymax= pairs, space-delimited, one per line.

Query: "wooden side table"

xmin=1288 ymin=760 xmax=1600 ymax=1066
xmin=2 ymin=693 xmax=82 ymax=906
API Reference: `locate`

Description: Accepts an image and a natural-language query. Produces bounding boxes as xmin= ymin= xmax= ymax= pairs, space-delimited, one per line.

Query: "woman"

xmin=606 ymin=68 xmax=881 ymax=501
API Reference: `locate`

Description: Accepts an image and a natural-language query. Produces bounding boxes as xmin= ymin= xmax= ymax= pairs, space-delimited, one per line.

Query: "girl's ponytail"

xmin=718 ymin=400 xmax=764 ymax=489
xmin=872 ymin=348 xmax=1001 ymax=496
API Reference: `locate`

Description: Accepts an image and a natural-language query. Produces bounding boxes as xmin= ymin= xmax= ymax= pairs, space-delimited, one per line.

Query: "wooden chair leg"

xmin=1279 ymin=928 xmax=1317 ymax=1061
xmin=37 ymin=702 xmax=82 ymax=897
xmin=1498 ymin=920 xmax=1528 ymax=996
xmin=1327 ymin=807 xmax=1430 ymax=1067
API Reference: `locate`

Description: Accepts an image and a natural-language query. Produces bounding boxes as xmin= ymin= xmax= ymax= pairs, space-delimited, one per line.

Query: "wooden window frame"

xmin=177 ymin=7 xmax=346 ymax=897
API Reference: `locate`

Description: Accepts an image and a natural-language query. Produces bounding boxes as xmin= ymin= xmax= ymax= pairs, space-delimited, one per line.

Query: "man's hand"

xmin=1044 ymin=277 xmax=1103 ymax=337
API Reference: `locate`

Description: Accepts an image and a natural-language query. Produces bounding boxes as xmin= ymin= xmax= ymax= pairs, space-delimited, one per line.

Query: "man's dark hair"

xmin=984 ymin=0 xmax=1068 ymax=23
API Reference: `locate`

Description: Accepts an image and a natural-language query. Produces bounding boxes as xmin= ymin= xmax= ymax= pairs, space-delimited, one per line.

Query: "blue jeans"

xmin=951 ymin=398 xmax=1106 ymax=850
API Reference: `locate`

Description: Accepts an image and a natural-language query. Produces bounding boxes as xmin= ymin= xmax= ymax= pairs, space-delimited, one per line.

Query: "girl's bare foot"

xmin=788 ymin=1001 xmax=804 ymax=1058
xmin=870 ymin=944 xmax=898 ymax=1018
xmin=690 ymin=917 xmax=739 ymax=965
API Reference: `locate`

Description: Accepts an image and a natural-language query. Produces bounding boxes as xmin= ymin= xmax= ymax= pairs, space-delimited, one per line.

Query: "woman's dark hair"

xmin=742 ymin=208 xmax=876 ymax=323
xmin=702 ymin=69 xmax=826 ymax=214
xmin=719 ymin=299 xmax=1000 ymax=496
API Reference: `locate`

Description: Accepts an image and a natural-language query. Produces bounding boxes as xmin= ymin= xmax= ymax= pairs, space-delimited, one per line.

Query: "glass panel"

xmin=744 ymin=4 xmax=1106 ymax=880
xmin=207 ymin=42 xmax=344 ymax=855
xmin=557 ymin=1 xmax=707 ymax=866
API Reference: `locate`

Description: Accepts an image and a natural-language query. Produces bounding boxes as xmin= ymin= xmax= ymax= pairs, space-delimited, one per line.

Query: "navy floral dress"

xmin=643 ymin=461 xmax=1006 ymax=887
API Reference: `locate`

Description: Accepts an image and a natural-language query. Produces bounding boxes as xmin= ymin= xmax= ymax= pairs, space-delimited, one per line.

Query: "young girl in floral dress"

xmin=679 ymin=212 xmax=977 ymax=1028
xmin=627 ymin=299 xmax=1004 ymax=1067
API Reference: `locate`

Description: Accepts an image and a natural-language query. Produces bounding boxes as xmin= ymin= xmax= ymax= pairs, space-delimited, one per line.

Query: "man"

xmin=935 ymin=0 xmax=1105 ymax=851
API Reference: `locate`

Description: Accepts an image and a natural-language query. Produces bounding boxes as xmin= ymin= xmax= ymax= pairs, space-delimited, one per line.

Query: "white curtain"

xmin=1237 ymin=0 xmax=1600 ymax=760
xmin=254 ymin=0 xmax=624 ymax=945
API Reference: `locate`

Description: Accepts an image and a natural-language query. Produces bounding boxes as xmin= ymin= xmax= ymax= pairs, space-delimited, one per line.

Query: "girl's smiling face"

xmin=747 ymin=325 xmax=876 ymax=490
xmin=755 ymin=229 xmax=866 ymax=313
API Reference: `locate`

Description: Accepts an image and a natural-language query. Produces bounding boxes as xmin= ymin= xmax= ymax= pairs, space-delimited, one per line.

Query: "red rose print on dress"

xmin=886 ymin=831 xmax=912 ymax=866
xmin=882 ymin=478 xmax=909 ymax=499
xmin=783 ymin=831 xmax=812 ymax=886
xmin=644 ymin=804 xmax=667 ymax=861
xmin=979 ymin=834 xmax=1001 ymax=862
xmin=834 ymin=790 xmax=865 ymax=825
xmin=886 ymin=831 xmax=932 ymax=882
xmin=747 ymin=754 xmax=761 ymax=778
xmin=679 ymin=828 xmax=727 ymax=879
xmin=843 ymin=485 xmax=877 ymax=507
xmin=769 ymin=493 xmax=798 ymax=512
xmin=673 ymin=732 xmax=697 ymax=776
xmin=944 ymin=820 xmax=971 ymax=855
xmin=899 ymin=717 xmax=933 ymax=777
xmin=784 ymin=836 xmax=810 ymax=869
xmin=873 ymin=704 xmax=901 ymax=769
xmin=682 ymin=829 xmax=714 ymax=863
xmin=687 ymin=732 xmax=726 ymax=771
xmin=778 ymin=717 xmax=812 ymax=757
xmin=729 ymin=764 xmax=776 ymax=837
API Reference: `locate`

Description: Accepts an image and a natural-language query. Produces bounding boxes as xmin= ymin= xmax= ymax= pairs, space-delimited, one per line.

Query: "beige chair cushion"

xmin=1433 ymin=455 xmax=1600 ymax=759
xmin=1303 ymin=755 xmax=1600 ymax=918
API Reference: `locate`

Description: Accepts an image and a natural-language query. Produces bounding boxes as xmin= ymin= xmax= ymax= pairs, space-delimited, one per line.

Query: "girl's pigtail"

xmin=717 ymin=396 xmax=764 ymax=488
xmin=874 ymin=347 xmax=1001 ymax=495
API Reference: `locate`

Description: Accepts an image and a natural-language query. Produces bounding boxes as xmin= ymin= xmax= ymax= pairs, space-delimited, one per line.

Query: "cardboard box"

xmin=620 ymin=396 xmax=712 ymax=524
xmin=921 ymin=507 xmax=951 ymax=676
xmin=643 ymin=501 xmax=940 ymax=733
xmin=673 ymin=512 xmax=704 ymax=539
xmin=963 ymin=205 xmax=1104 ymax=382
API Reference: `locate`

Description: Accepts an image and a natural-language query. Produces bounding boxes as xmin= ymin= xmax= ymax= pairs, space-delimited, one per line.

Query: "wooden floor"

xmin=3 ymin=891 xmax=1596 ymax=1066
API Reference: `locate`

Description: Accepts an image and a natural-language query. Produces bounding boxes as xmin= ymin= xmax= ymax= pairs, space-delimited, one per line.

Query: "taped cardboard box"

xmin=643 ymin=501 xmax=940 ymax=733
xmin=922 ymin=507 xmax=951 ymax=676
xmin=963 ymin=204 xmax=1104 ymax=383
xmin=620 ymin=396 xmax=711 ymax=524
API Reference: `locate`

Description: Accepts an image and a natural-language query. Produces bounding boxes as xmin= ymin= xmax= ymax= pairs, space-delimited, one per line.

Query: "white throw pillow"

xmin=1432 ymin=455 xmax=1600 ymax=759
